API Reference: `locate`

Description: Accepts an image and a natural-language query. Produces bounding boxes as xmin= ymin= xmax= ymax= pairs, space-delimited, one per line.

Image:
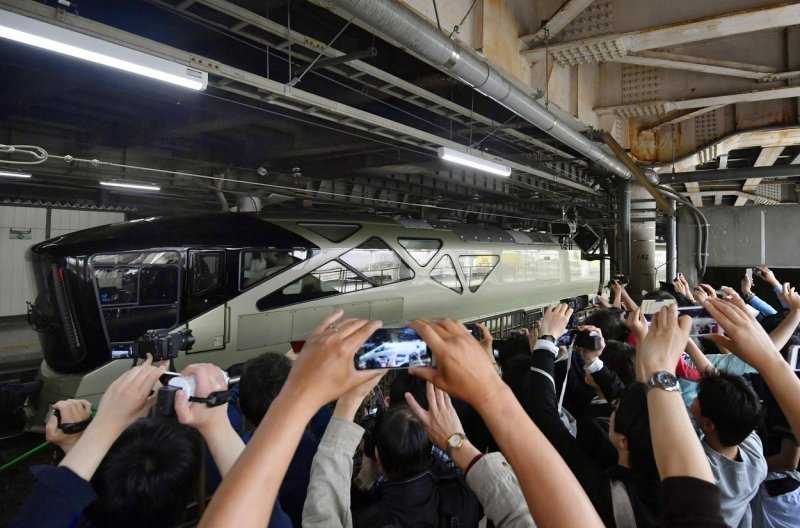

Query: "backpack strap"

xmin=610 ymin=478 xmax=637 ymax=528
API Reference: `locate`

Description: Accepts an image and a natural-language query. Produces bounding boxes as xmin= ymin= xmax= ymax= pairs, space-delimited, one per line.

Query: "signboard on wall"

xmin=9 ymin=228 xmax=32 ymax=240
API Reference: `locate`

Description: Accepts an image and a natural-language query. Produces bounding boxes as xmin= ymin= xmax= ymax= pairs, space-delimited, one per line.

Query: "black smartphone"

xmin=574 ymin=330 xmax=602 ymax=350
xmin=354 ymin=327 xmax=433 ymax=370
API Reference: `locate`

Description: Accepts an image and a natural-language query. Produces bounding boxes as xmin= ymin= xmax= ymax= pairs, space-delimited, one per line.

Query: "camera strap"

xmin=54 ymin=409 xmax=93 ymax=434
xmin=189 ymin=390 xmax=232 ymax=408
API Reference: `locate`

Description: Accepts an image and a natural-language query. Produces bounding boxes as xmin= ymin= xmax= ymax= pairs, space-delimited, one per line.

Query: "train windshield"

xmin=92 ymin=251 xmax=181 ymax=343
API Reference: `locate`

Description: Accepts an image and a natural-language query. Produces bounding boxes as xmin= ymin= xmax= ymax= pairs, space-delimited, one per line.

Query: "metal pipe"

xmin=665 ymin=198 xmax=677 ymax=280
xmin=327 ymin=0 xmax=632 ymax=180
xmin=660 ymin=164 xmax=800 ymax=184
xmin=618 ymin=180 xmax=631 ymax=277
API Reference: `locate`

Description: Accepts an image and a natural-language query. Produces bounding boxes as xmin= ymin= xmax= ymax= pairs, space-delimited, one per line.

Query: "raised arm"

xmin=638 ymin=305 xmax=714 ymax=483
xmin=704 ymin=297 xmax=800 ymax=441
xmin=409 ymin=318 xmax=603 ymax=528
xmin=769 ymin=283 xmax=800 ymax=350
xmin=199 ymin=311 xmax=383 ymax=528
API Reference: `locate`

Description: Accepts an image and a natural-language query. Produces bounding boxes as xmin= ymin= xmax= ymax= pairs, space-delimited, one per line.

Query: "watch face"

xmin=655 ymin=371 xmax=678 ymax=385
xmin=448 ymin=434 xmax=463 ymax=449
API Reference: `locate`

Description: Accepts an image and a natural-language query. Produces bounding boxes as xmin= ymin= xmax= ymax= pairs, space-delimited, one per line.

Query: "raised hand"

xmin=703 ymin=298 xmax=782 ymax=369
xmin=538 ymin=304 xmax=573 ymax=340
xmin=756 ymin=265 xmax=780 ymax=288
xmin=45 ymin=399 xmax=92 ymax=454
xmin=621 ymin=307 xmax=648 ymax=341
xmin=283 ymin=310 xmax=383 ymax=409
xmin=174 ymin=363 xmax=230 ymax=435
xmin=93 ymin=354 xmax=166 ymax=434
xmin=778 ymin=282 xmax=800 ymax=313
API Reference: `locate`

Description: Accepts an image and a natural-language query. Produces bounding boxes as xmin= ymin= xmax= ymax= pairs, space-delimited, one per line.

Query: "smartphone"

xmin=788 ymin=345 xmax=800 ymax=371
xmin=591 ymin=295 xmax=600 ymax=306
xmin=679 ymin=307 xmax=724 ymax=337
xmin=745 ymin=268 xmax=753 ymax=282
xmin=575 ymin=330 xmax=602 ymax=350
xmin=354 ymin=327 xmax=433 ymax=370
xmin=641 ymin=298 xmax=677 ymax=315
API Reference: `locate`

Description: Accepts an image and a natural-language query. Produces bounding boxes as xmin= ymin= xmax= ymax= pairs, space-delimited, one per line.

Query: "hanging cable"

xmin=449 ymin=0 xmax=479 ymax=39
xmin=432 ymin=0 xmax=441 ymax=31
xmin=289 ymin=16 xmax=354 ymax=86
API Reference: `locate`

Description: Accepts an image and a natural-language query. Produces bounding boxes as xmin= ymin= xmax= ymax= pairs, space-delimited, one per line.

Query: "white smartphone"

xmin=788 ymin=345 xmax=800 ymax=371
xmin=745 ymin=268 xmax=753 ymax=282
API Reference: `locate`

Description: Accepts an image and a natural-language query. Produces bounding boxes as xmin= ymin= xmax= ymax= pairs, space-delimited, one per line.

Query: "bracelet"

xmin=465 ymin=452 xmax=485 ymax=476
xmin=742 ymin=292 xmax=754 ymax=302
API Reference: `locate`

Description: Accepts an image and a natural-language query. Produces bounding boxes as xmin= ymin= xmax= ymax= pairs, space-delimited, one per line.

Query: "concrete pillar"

xmin=630 ymin=182 xmax=657 ymax=302
xmin=617 ymin=181 xmax=631 ymax=277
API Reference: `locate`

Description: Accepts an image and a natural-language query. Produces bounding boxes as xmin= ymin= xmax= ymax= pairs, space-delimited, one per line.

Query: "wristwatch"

xmin=539 ymin=335 xmax=556 ymax=343
xmin=446 ymin=432 xmax=466 ymax=456
xmin=646 ymin=371 xmax=681 ymax=393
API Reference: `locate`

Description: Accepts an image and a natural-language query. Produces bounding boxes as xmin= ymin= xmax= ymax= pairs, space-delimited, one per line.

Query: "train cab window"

xmin=240 ymin=249 xmax=308 ymax=290
xmin=91 ymin=251 xmax=181 ymax=344
xmin=458 ymin=255 xmax=500 ymax=292
xmin=339 ymin=237 xmax=414 ymax=285
xmin=430 ymin=255 xmax=463 ymax=294
xmin=191 ymin=252 xmax=223 ymax=295
xmin=398 ymin=238 xmax=441 ymax=267
xmin=255 ymin=239 xmax=412 ymax=311
xmin=298 ymin=222 xmax=361 ymax=242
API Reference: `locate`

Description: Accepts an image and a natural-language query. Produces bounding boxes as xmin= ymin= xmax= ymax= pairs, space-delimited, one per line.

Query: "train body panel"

xmin=24 ymin=213 xmax=607 ymax=429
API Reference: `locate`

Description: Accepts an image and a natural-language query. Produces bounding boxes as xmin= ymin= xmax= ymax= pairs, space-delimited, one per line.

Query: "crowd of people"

xmin=10 ymin=265 xmax=800 ymax=527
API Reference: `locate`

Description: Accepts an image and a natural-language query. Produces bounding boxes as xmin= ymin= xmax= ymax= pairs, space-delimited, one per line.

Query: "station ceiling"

xmin=1 ymin=0 xmax=799 ymax=227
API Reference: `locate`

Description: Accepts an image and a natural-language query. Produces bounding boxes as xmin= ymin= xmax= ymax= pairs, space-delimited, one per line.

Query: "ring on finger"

xmin=328 ymin=323 xmax=339 ymax=332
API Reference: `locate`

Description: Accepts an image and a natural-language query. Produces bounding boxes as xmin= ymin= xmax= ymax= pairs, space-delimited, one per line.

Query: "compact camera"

xmin=556 ymin=330 xmax=602 ymax=349
xmin=136 ymin=328 xmax=195 ymax=361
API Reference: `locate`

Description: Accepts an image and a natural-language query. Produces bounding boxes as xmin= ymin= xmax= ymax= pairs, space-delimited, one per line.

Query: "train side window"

xmin=398 ymin=238 xmax=441 ymax=267
xmin=458 ymin=255 xmax=499 ymax=292
xmin=191 ymin=252 xmax=223 ymax=295
xmin=430 ymin=255 xmax=463 ymax=294
xmin=240 ymin=249 xmax=308 ymax=290
xmin=256 ymin=260 xmax=368 ymax=311
xmin=339 ymin=237 xmax=414 ymax=285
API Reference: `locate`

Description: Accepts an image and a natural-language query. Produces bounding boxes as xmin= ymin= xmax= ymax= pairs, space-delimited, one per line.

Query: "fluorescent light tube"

xmin=0 ymin=170 xmax=32 ymax=178
xmin=0 ymin=9 xmax=207 ymax=91
xmin=437 ymin=147 xmax=512 ymax=177
xmin=100 ymin=181 xmax=160 ymax=192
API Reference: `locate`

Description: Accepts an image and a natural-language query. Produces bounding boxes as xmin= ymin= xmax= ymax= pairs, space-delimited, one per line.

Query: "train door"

xmin=185 ymin=250 xmax=228 ymax=353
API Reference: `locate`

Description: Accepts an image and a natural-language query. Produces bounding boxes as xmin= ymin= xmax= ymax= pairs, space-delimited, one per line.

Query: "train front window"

xmin=91 ymin=251 xmax=181 ymax=344
xmin=240 ymin=249 xmax=309 ymax=290
xmin=458 ymin=255 xmax=500 ymax=292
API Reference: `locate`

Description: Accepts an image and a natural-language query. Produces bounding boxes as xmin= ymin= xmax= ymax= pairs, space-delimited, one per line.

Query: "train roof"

xmin=28 ymin=212 xmax=561 ymax=257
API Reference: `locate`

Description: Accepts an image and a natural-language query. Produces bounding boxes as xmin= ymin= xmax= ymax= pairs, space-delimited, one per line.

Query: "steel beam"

xmin=520 ymin=0 xmax=594 ymax=44
xmin=660 ymin=164 xmax=800 ymax=185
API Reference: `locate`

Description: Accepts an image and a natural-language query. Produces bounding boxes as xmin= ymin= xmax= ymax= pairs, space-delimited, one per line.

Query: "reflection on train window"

xmin=430 ymin=255 xmax=462 ymax=294
xmin=458 ymin=255 xmax=499 ymax=292
xmin=96 ymin=267 xmax=139 ymax=305
xmin=255 ymin=239 xmax=412 ymax=311
xmin=240 ymin=249 xmax=308 ymax=290
xmin=298 ymin=222 xmax=361 ymax=243
xmin=398 ymin=238 xmax=442 ymax=267
xmin=191 ymin=252 xmax=223 ymax=295
xmin=339 ymin=238 xmax=414 ymax=284
xmin=90 ymin=251 xmax=181 ymax=344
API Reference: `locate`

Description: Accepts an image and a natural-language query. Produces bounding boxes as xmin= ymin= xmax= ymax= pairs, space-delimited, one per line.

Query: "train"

xmin=23 ymin=212 xmax=609 ymax=429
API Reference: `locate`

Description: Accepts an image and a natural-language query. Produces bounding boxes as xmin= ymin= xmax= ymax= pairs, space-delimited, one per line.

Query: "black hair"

xmin=389 ymin=370 xmax=427 ymax=410
xmin=697 ymin=371 xmax=762 ymax=447
xmin=614 ymin=383 xmax=659 ymax=481
xmin=239 ymin=352 xmax=292 ymax=426
xmin=643 ymin=290 xmax=676 ymax=302
xmin=583 ymin=308 xmax=628 ymax=342
xmin=601 ymin=341 xmax=636 ymax=386
xmin=374 ymin=403 xmax=432 ymax=481
xmin=86 ymin=417 xmax=201 ymax=528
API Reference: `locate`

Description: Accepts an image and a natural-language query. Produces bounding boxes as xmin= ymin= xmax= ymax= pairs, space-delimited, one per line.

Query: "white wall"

xmin=0 ymin=207 xmax=124 ymax=317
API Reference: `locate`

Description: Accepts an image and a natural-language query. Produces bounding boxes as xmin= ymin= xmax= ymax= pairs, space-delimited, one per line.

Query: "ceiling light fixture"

xmin=0 ymin=9 xmax=208 ymax=91
xmin=100 ymin=180 xmax=160 ymax=192
xmin=0 ymin=170 xmax=32 ymax=178
xmin=437 ymin=147 xmax=512 ymax=177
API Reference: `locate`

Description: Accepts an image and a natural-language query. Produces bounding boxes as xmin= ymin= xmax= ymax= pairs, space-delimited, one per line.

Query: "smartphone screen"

xmin=354 ymin=327 xmax=432 ymax=370
xmin=679 ymin=307 xmax=724 ymax=337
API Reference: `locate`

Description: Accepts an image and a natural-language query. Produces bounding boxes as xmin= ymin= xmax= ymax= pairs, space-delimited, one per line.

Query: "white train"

xmin=25 ymin=213 xmax=606 ymax=427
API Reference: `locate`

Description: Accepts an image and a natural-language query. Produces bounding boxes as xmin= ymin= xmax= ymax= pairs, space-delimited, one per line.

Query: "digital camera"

xmin=136 ymin=328 xmax=195 ymax=361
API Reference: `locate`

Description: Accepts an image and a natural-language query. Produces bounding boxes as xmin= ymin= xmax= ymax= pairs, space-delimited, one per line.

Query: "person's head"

xmin=86 ymin=417 xmax=201 ymax=528
xmin=583 ymin=307 xmax=628 ymax=342
xmin=374 ymin=403 xmax=432 ymax=481
xmin=610 ymin=383 xmax=658 ymax=481
xmin=601 ymin=341 xmax=636 ymax=386
xmin=642 ymin=290 xmax=676 ymax=302
xmin=692 ymin=371 xmax=762 ymax=447
xmin=239 ymin=352 xmax=292 ymax=426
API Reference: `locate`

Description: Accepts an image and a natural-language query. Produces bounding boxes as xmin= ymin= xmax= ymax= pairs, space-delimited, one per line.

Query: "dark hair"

xmin=239 ymin=352 xmax=292 ymax=426
xmin=374 ymin=403 xmax=432 ymax=481
xmin=389 ymin=371 xmax=427 ymax=410
xmin=601 ymin=341 xmax=636 ymax=386
xmin=614 ymin=383 xmax=658 ymax=481
xmin=643 ymin=290 xmax=676 ymax=302
xmin=86 ymin=418 xmax=201 ymax=528
xmin=583 ymin=308 xmax=628 ymax=342
xmin=697 ymin=371 xmax=762 ymax=447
